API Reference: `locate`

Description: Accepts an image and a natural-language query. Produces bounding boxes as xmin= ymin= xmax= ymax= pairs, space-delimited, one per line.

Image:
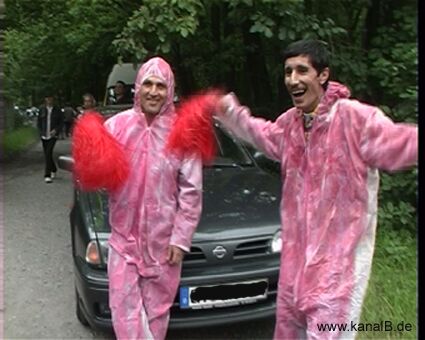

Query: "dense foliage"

xmin=4 ymin=0 xmax=417 ymax=233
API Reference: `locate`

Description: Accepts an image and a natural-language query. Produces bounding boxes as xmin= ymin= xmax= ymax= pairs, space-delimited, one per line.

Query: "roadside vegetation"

xmin=3 ymin=125 xmax=38 ymax=159
xmin=360 ymin=229 xmax=417 ymax=339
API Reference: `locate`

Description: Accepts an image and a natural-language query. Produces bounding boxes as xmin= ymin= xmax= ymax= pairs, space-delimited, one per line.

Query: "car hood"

xmin=98 ymin=104 xmax=132 ymax=119
xmin=83 ymin=165 xmax=282 ymax=243
xmin=193 ymin=166 xmax=281 ymax=242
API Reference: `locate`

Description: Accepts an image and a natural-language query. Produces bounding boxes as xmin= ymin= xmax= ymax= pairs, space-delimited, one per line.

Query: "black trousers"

xmin=64 ymin=121 xmax=73 ymax=136
xmin=41 ymin=138 xmax=57 ymax=177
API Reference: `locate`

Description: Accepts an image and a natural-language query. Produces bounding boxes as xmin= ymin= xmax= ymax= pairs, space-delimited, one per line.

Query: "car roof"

xmin=106 ymin=63 xmax=140 ymax=87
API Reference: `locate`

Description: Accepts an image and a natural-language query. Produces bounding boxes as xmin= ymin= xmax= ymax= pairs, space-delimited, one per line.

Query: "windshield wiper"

xmin=211 ymin=163 xmax=240 ymax=168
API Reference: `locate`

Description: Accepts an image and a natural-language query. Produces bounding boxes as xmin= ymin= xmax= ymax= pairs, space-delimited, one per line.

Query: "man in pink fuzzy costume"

xmin=216 ymin=39 xmax=417 ymax=339
xmin=104 ymin=57 xmax=203 ymax=339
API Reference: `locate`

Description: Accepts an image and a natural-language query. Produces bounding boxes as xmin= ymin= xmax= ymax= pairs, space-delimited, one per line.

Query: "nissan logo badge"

xmin=212 ymin=246 xmax=227 ymax=259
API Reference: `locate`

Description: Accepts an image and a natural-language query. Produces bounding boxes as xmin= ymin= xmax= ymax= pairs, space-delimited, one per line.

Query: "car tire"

xmin=75 ymin=289 xmax=90 ymax=327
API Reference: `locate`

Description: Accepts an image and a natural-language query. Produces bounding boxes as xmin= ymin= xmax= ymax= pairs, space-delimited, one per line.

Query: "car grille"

xmin=234 ymin=238 xmax=270 ymax=259
xmin=184 ymin=238 xmax=271 ymax=265
xmin=184 ymin=246 xmax=206 ymax=263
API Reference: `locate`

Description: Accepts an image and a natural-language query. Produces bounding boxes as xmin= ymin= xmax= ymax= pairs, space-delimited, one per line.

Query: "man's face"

xmin=140 ymin=76 xmax=167 ymax=116
xmin=114 ymin=82 xmax=125 ymax=96
xmin=45 ymin=96 xmax=54 ymax=106
xmin=284 ymin=55 xmax=329 ymax=113
xmin=83 ymin=96 xmax=95 ymax=109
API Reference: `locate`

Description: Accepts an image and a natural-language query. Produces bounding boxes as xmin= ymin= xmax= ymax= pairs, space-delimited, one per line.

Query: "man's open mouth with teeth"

xmin=291 ymin=89 xmax=306 ymax=98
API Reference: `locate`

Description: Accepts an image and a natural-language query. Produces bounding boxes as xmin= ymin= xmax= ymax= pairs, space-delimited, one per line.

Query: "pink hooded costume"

xmin=217 ymin=81 xmax=417 ymax=339
xmin=104 ymin=58 xmax=203 ymax=339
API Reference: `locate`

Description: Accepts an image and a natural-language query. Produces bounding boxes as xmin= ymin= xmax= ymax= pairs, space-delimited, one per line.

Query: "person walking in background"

xmin=62 ymin=103 xmax=77 ymax=137
xmin=81 ymin=93 xmax=97 ymax=113
xmin=58 ymin=110 xmax=66 ymax=140
xmin=75 ymin=106 xmax=84 ymax=116
xmin=37 ymin=94 xmax=63 ymax=183
xmin=216 ymin=39 xmax=417 ymax=339
xmin=75 ymin=93 xmax=97 ymax=119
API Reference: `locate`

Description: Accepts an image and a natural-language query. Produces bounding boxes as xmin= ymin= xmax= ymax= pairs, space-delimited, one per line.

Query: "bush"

xmin=378 ymin=169 xmax=417 ymax=235
xmin=2 ymin=126 xmax=38 ymax=159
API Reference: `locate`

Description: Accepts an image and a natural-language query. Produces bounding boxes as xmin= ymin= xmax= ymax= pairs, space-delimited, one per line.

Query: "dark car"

xmin=59 ymin=122 xmax=282 ymax=332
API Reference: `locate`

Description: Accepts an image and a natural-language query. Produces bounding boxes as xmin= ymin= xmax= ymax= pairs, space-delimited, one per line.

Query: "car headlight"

xmin=270 ymin=230 xmax=282 ymax=253
xmin=85 ymin=240 xmax=109 ymax=265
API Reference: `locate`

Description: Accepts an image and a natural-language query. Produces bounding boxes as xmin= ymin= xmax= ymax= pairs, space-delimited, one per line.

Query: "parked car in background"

xmin=59 ymin=122 xmax=282 ymax=332
xmin=12 ymin=105 xmax=39 ymax=127
xmin=25 ymin=106 xmax=39 ymax=118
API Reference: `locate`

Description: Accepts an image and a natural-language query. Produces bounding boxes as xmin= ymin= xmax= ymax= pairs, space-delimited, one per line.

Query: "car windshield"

xmin=213 ymin=125 xmax=253 ymax=167
xmin=84 ymin=125 xmax=253 ymax=233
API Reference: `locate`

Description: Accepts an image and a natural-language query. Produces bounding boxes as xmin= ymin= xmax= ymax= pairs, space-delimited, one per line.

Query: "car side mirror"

xmin=58 ymin=155 xmax=74 ymax=172
xmin=253 ymin=151 xmax=280 ymax=174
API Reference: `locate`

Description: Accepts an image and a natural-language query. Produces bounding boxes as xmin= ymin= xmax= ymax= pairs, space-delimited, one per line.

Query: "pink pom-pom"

xmin=167 ymin=89 xmax=223 ymax=163
xmin=72 ymin=111 xmax=129 ymax=192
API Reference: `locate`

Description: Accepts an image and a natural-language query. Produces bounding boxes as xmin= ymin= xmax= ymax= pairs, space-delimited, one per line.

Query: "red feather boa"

xmin=72 ymin=111 xmax=129 ymax=192
xmin=167 ymin=89 xmax=223 ymax=163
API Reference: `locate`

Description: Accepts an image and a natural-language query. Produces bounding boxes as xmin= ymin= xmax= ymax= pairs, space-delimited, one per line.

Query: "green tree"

xmin=3 ymin=0 xmax=137 ymax=106
xmin=4 ymin=0 xmax=416 ymax=233
xmin=365 ymin=1 xmax=417 ymax=233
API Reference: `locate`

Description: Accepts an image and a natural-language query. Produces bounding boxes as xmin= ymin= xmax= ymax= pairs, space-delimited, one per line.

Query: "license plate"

xmin=179 ymin=279 xmax=268 ymax=309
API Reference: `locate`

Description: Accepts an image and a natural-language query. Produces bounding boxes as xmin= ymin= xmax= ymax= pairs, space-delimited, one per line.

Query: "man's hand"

xmin=217 ymin=92 xmax=238 ymax=115
xmin=50 ymin=129 xmax=56 ymax=137
xmin=167 ymin=245 xmax=185 ymax=265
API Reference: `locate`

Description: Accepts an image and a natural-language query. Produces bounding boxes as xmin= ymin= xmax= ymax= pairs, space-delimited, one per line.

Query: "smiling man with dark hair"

xmin=216 ymin=39 xmax=417 ymax=339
